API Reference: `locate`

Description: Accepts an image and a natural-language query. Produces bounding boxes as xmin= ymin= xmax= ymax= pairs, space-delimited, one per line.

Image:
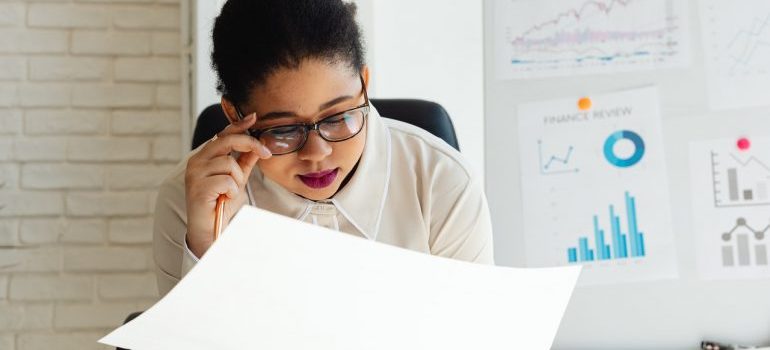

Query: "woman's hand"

xmin=184 ymin=113 xmax=271 ymax=258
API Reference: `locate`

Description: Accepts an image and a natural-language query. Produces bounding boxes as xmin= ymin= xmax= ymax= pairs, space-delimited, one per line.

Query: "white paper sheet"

xmin=689 ymin=137 xmax=770 ymax=280
xmin=493 ymin=0 xmax=690 ymax=80
xmin=701 ymin=0 xmax=770 ymax=110
xmin=517 ymin=87 xmax=679 ymax=285
xmin=100 ymin=206 xmax=580 ymax=350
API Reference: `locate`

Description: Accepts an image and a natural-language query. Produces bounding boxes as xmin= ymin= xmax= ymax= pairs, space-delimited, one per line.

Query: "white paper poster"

xmin=702 ymin=0 xmax=770 ymax=110
xmin=100 ymin=206 xmax=581 ymax=350
xmin=517 ymin=86 xmax=678 ymax=285
xmin=493 ymin=0 xmax=690 ymax=80
xmin=690 ymin=137 xmax=770 ymax=280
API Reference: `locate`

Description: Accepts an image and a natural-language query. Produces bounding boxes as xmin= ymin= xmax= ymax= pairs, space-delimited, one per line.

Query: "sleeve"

xmin=181 ymin=236 xmax=200 ymax=274
xmin=427 ymin=172 xmax=495 ymax=265
xmin=152 ymin=160 xmax=199 ymax=297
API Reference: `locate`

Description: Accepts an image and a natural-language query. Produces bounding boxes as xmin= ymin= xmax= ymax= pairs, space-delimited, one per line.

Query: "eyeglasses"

xmin=235 ymin=75 xmax=370 ymax=156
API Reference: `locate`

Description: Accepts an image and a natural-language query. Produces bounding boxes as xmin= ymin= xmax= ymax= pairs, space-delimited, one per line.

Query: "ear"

xmin=220 ymin=96 xmax=240 ymax=125
xmin=361 ymin=65 xmax=370 ymax=90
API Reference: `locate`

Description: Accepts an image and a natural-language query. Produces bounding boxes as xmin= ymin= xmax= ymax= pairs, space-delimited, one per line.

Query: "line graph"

xmin=690 ymin=138 xmax=770 ymax=279
xmin=711 ymin=150 xmax=770 ymax=208
xmin=719 ymin=218 xmax=768 ymax=267
xmin=538 ymin=140 xmax=579 ymax=175
xmin=494 ymin=0 xmax=689 ymax=79
xmin=702 ymin=0 xmax=770 ymax=109
xmin=729 ymin=153 xmax=770 ymax=173
xmin=509 ymin=0 xmax=634 ymax=46
xmin=725 ymin=13 xmax=770 ymax=76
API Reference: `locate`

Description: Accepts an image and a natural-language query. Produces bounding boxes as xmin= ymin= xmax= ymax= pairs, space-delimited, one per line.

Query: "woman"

xmin=153 ymin=0 xmax=493 ymax=296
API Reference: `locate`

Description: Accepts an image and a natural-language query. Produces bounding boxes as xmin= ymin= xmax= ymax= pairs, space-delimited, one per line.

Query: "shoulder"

xmin=382 ymin=117 xmax=475 ymax=183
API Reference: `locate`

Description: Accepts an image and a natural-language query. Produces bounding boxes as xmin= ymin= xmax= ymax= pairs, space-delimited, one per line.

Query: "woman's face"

xmin=224 ymin=60 xmax=369 ymax=201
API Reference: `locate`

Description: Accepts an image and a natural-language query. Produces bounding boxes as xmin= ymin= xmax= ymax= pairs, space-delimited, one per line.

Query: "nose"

xmin=297 ymin=130 xmax=332 ymax=162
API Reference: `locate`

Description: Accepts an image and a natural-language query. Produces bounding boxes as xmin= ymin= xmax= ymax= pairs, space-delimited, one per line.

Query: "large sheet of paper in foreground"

xmin=101 ymin=206 xmax=580 ymax=350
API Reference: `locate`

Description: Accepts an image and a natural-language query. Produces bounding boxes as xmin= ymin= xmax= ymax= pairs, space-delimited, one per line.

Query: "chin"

xmin=298 ymin=186 xmax=339 ymax=201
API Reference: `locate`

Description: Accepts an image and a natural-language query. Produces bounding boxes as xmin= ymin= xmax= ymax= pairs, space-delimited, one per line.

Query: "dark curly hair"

xmin=212 ymin=0 xmax=366 ymax=105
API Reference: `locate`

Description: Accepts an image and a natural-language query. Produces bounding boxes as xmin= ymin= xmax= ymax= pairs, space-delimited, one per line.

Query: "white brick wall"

xmin=9 ymin=275 xmax=93 ymax=301
xmin=71 ymin=83 xmax=155 ymax=108
xmin=18 ymin=333 xmax=109 ymax=350
xmin=25 ymin=109 xmax=109 ymax=135
xmin=54 ymin=302 xmax=144 ymax=330
xmin=28 ymin=57 xmax=111 ymax=81
xmin=115 ymin=57 xmax=181 ymax=82
xmin=71 ymin=31 xmax=151 ymax=56
xmin=0 ymin=1 xmax=182 ymax=348
xmin=28 ymin=4 xmax=112 ymax=29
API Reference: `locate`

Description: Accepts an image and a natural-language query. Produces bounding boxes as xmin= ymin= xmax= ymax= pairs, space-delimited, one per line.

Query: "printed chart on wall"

xmin=702 ymin=0 xmax=770 ymax=110
xmin=517 ymin=87 xmax=678 ymax=285
xmin=493 ymin=0 xmax=690 ymax=80
xmin=690 ymin=137 xmax=770 ymax=280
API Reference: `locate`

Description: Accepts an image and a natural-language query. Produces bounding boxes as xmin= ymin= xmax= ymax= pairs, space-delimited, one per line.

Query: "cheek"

xmin=337 ymin=129 xmax=367 ymax=166
xmin=257 ymin=156 xmax=296 ymax=178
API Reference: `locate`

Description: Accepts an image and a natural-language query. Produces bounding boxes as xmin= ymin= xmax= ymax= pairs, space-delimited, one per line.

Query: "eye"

xmin=323 ymin=113 xmax=353 ymax=125
xmin=265 ymin=125 xmax=301 ymax=137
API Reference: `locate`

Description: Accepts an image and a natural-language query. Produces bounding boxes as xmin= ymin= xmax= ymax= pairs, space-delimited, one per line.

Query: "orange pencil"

xmin=213 ymin=194 xmax=226 ymax=241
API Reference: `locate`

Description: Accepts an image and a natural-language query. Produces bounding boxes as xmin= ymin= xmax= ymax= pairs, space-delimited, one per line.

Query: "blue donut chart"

xmin=603 ymin=130 xmax=645 ymax=168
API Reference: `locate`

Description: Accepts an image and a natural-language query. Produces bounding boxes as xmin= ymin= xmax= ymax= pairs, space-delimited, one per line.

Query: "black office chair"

xmin=191 ymin=99 xmax=460 ymax=151
xmin=117 ymin=99 xmax=458 ymax=350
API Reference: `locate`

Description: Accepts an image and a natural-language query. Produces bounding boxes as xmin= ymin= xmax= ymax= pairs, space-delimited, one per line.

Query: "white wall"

xmin=193 ymin=0 xmax=485 ymax=179
xmin=192 ymin=0 xmax=225 ymax=117
xmin=360 ymin=0 xmax=485 ymax=179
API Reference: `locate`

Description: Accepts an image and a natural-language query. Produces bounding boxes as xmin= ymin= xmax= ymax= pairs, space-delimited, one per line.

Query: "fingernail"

xmin=261 ymin=144 xmax=272 ymax=156
xmin=246 ymin=113 xmax=256 ymax=120
xmin=239 ymin=113 xmax=254 ymax=124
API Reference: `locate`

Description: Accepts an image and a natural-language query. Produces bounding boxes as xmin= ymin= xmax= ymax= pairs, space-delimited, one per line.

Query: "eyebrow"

xmin=258 ymin=95 xmax=354 ymax=121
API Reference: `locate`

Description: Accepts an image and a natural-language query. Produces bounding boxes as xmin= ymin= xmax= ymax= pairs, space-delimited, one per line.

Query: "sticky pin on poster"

xmin=736 ymin=137 xmax=751 ymax=151
xmin=578 ymin=97 xmax=592 ymax=111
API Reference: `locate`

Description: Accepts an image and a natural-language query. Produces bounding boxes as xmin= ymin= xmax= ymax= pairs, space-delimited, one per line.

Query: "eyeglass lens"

xmin=257 ymin=107 xmax=367 ymax=155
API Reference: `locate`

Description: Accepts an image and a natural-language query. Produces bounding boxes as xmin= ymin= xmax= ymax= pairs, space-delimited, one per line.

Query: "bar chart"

xmin=721 ymin=218 xmax=768 ymax=267
xmin=711 ymin=151 xmax=770 ymax=207
xmin=690 ymin=137 xmax=770 ymax=279
xmin=567 ymin=192 xmax=646 ymax=263
xmin=520 ymin=87 xmax=678 ymax=284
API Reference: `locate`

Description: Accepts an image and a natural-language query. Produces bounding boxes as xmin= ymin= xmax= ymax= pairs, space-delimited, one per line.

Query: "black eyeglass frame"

xmin=233 ymin=75 xmax=370 ymax=156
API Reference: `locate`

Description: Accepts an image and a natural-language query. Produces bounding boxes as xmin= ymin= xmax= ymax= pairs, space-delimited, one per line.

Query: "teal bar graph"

xmin=567 ymin=191 xmax=646 ymax=263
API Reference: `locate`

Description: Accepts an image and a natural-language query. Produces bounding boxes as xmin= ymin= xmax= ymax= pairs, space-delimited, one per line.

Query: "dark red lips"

xmin=297 ymin=168 xmax=339 ymax=189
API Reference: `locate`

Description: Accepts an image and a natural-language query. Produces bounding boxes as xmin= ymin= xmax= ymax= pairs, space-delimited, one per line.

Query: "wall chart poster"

xmin=690 ymin=137 xmax=770 ymax=280
xmin=701 ymin=0 xmax=770 ymax=110
xmin=493 ymin=0 xmax=690 ymax=80
xmin=517 ymin=87 xmax=678 ymax=285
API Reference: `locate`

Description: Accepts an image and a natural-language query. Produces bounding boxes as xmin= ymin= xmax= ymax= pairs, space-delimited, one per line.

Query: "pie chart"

xmin=603 ymin=130 xmax=645 ymax=168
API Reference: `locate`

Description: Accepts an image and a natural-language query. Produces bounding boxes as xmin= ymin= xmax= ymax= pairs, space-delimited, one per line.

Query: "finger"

xmin=236 ymin=148 xmax=269 ymax=179
xmin=217 ymin=112 xmax=256 ymax=138
xmin=201 ymin=155 xmax=247 ymax=189
xmin=200 ymin=134 xmax=272 ymax=159
xmin=198 ymin=175 xmax=241 ymax=201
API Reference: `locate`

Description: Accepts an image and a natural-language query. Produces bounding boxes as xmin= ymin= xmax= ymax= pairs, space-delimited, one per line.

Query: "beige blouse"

xmin=153 ymin=106 xmax=494 ymax=297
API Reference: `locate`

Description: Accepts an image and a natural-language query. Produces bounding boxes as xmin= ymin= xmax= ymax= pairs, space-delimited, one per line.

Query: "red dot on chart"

xmin=737 ymin=137 xmax=751 ymax=151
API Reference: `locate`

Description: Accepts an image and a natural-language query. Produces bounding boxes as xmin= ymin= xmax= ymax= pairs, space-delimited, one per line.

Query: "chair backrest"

xmin=191 ymin=99 xmax=460 ymax=151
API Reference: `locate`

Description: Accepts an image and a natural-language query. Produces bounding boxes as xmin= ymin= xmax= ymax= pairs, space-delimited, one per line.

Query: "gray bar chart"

xmin=711 ymin=151 xmax=770 ymax=207
xmin=721 ymin=218 xmax=769 ymax=267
